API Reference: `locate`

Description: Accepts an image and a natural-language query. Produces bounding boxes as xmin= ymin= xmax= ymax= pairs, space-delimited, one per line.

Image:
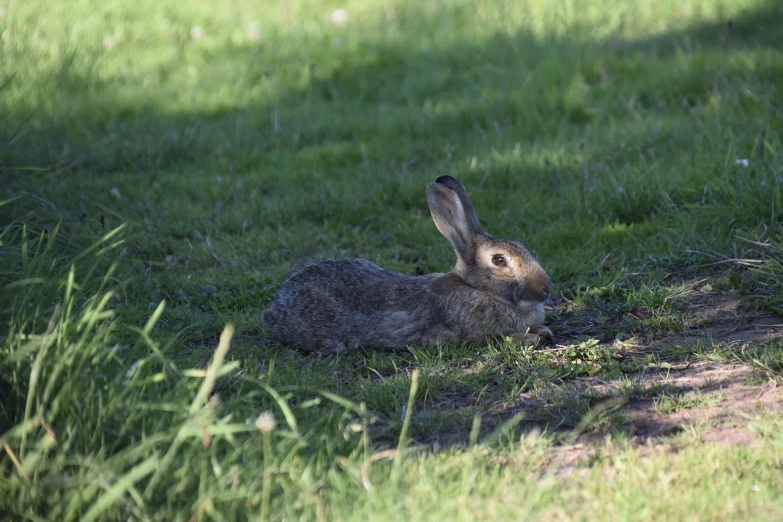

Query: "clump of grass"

xmin=732 ymin=238 xmax=783 ymax=313
xmin=736 ymin=341 xmax=783 ymax=382
xmin=654 ymin=390 xmax=726 ymax=414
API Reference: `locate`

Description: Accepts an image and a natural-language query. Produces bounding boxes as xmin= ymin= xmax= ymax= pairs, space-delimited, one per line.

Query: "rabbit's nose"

xmin=517 ymin=273 xmax=553 ymax=303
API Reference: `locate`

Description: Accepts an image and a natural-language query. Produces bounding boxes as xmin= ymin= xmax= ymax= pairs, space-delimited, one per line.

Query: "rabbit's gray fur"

xmin=263 ymin=175 xmax=553 ymax=352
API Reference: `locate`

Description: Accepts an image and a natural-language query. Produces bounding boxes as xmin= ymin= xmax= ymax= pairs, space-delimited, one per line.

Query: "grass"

xmin=654 ymin=390 xmax=726 ymax=414
xmin=2 ymin=0 xmax=783 ymax=519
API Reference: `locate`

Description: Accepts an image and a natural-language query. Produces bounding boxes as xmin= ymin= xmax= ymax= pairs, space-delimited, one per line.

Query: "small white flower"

xmin=103 ymin=36 xmax=117 ymax=50
xmin=246 ymin=22 xmax=261 ymax=41
xmin=328 ymin=9 xmax=348 ymax=26
xmin=255 ymin=411 xmax=277 ymax=433
xmin=190 ymin=26 xmax=204 ymax=42
xmin=735 ymin=158 xmax=749 ymax=168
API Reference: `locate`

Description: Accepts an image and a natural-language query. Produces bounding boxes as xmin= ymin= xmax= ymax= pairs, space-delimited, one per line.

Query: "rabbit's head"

xmin=426 ymin=176 xmax=552 ymax=311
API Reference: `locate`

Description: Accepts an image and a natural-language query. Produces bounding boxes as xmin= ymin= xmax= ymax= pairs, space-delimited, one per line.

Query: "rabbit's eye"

xmin=491 ymin=255 xmax=507 ymax=267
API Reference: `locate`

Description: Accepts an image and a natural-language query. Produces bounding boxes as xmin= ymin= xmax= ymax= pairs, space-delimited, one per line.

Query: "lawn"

xmin=2 ymin=0 xmax=783 ymax=519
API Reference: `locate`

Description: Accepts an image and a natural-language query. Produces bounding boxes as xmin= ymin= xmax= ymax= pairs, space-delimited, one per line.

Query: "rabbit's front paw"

xmin=528 ymin=325 xmax=554 ymax=345
xmin=508 ymin=325 xmax=553 ymax=347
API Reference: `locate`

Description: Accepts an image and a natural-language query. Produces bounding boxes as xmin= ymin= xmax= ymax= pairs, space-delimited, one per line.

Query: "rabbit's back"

xmin=263 ymin=259 xmax=438 ymax=351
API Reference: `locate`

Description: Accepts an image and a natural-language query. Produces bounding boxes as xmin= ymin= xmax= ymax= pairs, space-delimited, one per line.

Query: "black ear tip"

xmin=434 ymin=176 xmax=464 ymax=192
xmin=434 ymin=175 xmax=458 ymax=184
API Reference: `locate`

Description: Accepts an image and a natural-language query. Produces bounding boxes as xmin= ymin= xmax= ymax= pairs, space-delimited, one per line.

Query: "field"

xmin=2 ymin=0 xmax=783 ymax=519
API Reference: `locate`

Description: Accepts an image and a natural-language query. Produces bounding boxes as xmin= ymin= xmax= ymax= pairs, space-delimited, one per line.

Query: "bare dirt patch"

xmin=525 ymin=361 xmax=782 ymax=475
xmin=617 ymin=361 xmax=780 ymax=441
xmin=532 ymin=284 xmax=783 ymax=452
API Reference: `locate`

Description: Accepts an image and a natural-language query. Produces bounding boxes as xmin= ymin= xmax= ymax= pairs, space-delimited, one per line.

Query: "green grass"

xmin=654 ymin=390 xmax=726 ymax=414
xmin=3 ymin=0 xmax=783 ymax=519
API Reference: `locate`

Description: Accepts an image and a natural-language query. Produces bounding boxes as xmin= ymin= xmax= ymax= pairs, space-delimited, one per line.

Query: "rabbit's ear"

xmin=426 ymin=177 xmax=483 ymax=261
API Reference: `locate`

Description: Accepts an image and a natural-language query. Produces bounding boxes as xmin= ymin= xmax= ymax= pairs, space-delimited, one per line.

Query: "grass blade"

xmin=392 ymin=369 xmax=419 ymax=477
xmin=80 ymin=458 xmax=158 ymax=522
xmin=189 ymin=323 xmax=234 ymax=415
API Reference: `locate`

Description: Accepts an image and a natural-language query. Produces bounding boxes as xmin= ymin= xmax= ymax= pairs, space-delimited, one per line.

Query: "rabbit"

xmin=263 ymin=175 xmax=554 ymax=352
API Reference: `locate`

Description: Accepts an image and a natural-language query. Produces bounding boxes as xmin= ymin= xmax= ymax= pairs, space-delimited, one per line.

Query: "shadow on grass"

xmin=181 ymin=277 xmax=783 ymax=451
